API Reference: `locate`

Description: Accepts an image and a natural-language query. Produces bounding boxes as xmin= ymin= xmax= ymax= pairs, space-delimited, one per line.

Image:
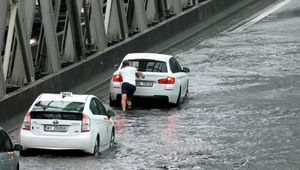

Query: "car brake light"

xmin=81 ymin=114 xmax=90 ymax=132
xmin=22 ymin=113 xmax=31 ymax=131
xmin=113 ymin=74 xmax=123 ymax=82
xmin=158 ymin=77 xmax=175 ymax=84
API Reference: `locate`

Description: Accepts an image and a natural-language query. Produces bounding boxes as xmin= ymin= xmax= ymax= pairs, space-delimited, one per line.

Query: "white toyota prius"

xmin=20 ymin=92 xmax=116 ymax=156
xmin=109 ymin=53 xmax=190 ymax=106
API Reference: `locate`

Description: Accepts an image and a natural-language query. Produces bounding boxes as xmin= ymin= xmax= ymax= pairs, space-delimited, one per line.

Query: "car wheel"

xmin=109 ymin=95 xmax=114 ymax=106
xmin=109 ymin=128 xmax=115 ymax=147
xmin=109 ymin=95 xmax=117 ymax=107
xmin=175 ymin=87 xmax=181 ymax=107
xmin=93 ymin=137 xmax=99 ymax=156
xmin=20 ymin=150 xmax=31 ymax=157
xmin=184 ymin=87 xmax=188 ymax=98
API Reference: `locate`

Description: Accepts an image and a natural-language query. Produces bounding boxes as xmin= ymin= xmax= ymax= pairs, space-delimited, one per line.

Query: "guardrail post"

xmin=155 ymin=0 xmax=166 ymax=21
xmin=82 ymin=0 xmax=95 ymax=54
xmin=133 ymin=0 xmax=148 ymax=32
xmin=66 ymin=0 xmax=86 ymax=61
xmin=39 ymin=0 xmax=61 ymax=73
xmin=3 ymin=2 xmax=17 ymax=84
xmin=4 ymin=0 xmax=35 ymax=86
xmin=90 ymin=0 xmax=107 ymax=52
xmin=0 ymin=0 xmax=9 ymax=98
xmin=116 ymin=0 xmax=129 ymax=39
xmin=104 ymin=0 xmax=124 ymax=44
xmin=171 ymin=0 xmax=182 ymax=14
xmin=14 ymin=0 xmax=35 ymax=84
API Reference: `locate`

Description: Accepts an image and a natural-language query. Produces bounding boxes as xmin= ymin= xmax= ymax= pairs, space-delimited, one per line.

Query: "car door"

xmin=173 ymin=58 xmax=189 ymax=95
xmin=0 ymin=130 xmax=13 ymax=170
xmin=0 ymin=131 xmax=9 ymax=170
xmin=1 ymin=130 xmax=17 ymax=170
xmin=89 ymin=98 xmax=108 ymax=147
xmin=94 ymin=98 xmax=111 ymax=144
xmin=169 ymin=57 xmax=188 ymax=97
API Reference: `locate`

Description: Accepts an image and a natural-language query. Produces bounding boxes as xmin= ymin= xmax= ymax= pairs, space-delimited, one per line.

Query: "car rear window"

xmin=31 ymin=111 xmax=82 ymax=120
xmin=32 ymin=101 xmax=85 ymax=112
xmin=128 ymin=59 xmax=167 ymax=72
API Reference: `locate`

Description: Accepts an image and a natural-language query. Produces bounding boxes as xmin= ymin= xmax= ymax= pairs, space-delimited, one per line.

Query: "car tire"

xmin=93 ymin=137 xmax=100 ymax=156
xmin=175 ymin=87 xmax=181 ymax=107
xmin=109 ymin=95 xmax=117 ymax=107
xmin=20 ymin=150 xmax=31 ymax=157
xmin=184 ymin=87 xmax=188 ymax=99
xmin=109 ymin=128 xmax=115 ymax=147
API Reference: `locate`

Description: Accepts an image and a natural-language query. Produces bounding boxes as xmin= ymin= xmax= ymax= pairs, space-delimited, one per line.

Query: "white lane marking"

xmin=232 ymin=0 xmax=293 ymax=32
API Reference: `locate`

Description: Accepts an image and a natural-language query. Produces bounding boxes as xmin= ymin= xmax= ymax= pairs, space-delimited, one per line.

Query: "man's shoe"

xmin=127 ymin=105 xmax=131 ymax=109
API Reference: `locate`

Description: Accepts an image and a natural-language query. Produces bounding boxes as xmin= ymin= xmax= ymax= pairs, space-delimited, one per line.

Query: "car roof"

xmin=37 ymin=93 xmax=90 ymax=103
xmin=124 ymin=53 xmax=173 ymax=62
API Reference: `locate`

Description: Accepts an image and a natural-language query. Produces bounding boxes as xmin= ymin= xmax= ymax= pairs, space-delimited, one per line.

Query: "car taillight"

xmin=113 ymin=74 xmax=123 ymax=82
xmin=81 ymin=114 xmax=90 ymax=132
xmin=22 ymin=113 xmax=31 ymax=131
xmin=158 ymin=77 xmax=175 ymax=84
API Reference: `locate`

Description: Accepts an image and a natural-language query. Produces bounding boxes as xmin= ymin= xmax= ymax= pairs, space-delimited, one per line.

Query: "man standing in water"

xmin=119 ymin=60 xmax=143 ymax=111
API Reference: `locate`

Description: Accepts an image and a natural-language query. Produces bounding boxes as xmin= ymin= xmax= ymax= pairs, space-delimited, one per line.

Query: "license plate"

xmin=136 ymin=81 xmax=153 ymax=87
xmin=44 ymin=125 xmax=68 ymax=132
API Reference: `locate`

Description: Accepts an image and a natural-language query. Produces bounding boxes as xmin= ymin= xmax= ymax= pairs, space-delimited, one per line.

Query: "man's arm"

xmin=135 ymin=71 xmax=143 ymax=78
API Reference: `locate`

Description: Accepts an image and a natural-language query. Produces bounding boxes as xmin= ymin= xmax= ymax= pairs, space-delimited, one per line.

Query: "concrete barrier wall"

xmin=0 ymin=0 xmax=255 ymax=131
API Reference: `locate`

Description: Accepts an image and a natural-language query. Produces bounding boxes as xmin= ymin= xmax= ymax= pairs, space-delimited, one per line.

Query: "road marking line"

xmin=233 ymin=0 xmax=293 ymax=32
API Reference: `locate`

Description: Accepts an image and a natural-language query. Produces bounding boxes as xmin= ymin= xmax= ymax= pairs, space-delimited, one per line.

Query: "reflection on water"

xmin=161 ymin=115 xmax=179 ymax=152
xmin=113 ymin=112 xmax=128 ymax=135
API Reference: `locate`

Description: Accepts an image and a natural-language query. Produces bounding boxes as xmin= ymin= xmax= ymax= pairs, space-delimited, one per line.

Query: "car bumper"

xmin=110 ymin=90 xmax=178 ymax=104
xmin=20 ymin=130 xmax=93 ymax=153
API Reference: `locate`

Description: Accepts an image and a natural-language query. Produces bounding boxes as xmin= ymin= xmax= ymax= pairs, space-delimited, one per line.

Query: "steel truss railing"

xmin=0 ymin=0 xmax=204 ymax=98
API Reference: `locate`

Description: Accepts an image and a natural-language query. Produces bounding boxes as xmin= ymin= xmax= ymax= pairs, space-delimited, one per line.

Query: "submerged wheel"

xmin=20 ymin=150 xmax=32 ymax=157
xmin=109 ymin=128 xmax=115 ymax=147
xmin=175 ymin=87 xmax=181 ymax=107
xmin=109 ymin=95 xmax=116 ymax=107
xmin=93 ymin=137 xmax=99 ymax=156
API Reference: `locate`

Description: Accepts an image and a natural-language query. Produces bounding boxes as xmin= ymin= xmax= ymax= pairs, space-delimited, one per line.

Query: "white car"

xmin=109 ymin=53 xmax=190 ymax=106
xmin=0 ymin=127 xmax=23 ymax=170
xmin=20 ymin=92 xmax=116 ymax=156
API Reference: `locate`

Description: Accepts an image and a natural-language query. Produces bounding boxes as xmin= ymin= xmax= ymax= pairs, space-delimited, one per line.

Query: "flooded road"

xmin=10 ymin=0 xmax=300 ymax=169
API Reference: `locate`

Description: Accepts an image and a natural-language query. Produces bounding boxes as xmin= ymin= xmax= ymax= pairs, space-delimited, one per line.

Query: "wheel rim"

xmin=94 ymin=139 xmax=99 ymax=156
xmin=110 ymin=130 xmax=115 ymax=146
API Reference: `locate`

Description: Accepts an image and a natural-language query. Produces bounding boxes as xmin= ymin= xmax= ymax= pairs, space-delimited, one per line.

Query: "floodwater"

xmin=9 ymin=0 xmax=300 ymax=169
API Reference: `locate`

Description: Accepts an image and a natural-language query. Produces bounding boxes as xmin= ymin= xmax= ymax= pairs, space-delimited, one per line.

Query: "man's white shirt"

xmin=119 ymin=67 xmax=138 ymax=86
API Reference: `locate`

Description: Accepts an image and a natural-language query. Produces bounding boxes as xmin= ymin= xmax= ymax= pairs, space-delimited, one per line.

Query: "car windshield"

xmin=32 ymin=101 xmax=85 ymax=113
xmin=128 ymin=59 xmax=167 ymax=72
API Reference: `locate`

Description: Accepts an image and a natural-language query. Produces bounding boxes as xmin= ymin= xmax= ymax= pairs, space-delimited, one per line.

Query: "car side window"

xmin=94 ymin=98 xmax=107 ymax=116
xmin=169 ymin=58 xmax=176 ymax=73
xmin=169 ymin=58 xmax=181 ymax=73
xmin=173 ymin=58 xmax=183 ymax=72
xmin=89 ymin=99 xmax=100 ymax=115
xmin=0 ymin=131 xmax=6 ymax=153
xmin=0 ymin=130 xmax=12 ymax=152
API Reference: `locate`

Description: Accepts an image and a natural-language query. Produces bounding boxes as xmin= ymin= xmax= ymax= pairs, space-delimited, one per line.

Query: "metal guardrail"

xmin=0 ymin=0 xmax=206 ymax=98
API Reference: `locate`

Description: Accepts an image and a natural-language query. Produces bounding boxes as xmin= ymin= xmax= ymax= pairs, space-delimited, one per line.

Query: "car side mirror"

xmin=107 ymin=110 xmax=116 ymax=117
xmin=182 ymin=67 xmax=190 ymax=73
xmin=113 ymin=64 xmax=119 ymax=70
xmin=14 ymin=144 xmax=23 ymax=151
